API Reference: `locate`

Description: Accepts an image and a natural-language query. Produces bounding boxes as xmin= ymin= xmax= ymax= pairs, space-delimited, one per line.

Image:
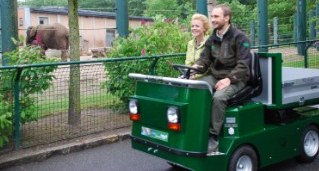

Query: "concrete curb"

xmin=0 ymin=129 xmax=130 ymax=169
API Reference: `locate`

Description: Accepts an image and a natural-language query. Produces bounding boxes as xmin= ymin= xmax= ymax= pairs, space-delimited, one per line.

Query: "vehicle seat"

xmin=227 ymin=52 xmax=262 ymax=105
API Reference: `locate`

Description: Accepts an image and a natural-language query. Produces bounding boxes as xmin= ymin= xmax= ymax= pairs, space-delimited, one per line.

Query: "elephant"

xmin=26 ymin=23 xmax=69 ymax=61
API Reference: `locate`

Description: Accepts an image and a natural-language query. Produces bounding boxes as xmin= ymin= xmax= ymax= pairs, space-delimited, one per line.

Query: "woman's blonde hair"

xmin=191 ymin=13 xmax=211 ymax=34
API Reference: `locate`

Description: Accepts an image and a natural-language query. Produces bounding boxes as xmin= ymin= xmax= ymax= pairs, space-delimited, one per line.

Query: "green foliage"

xmin=79 ymin=0 xmax=115 ymax=12
xmin=144 ymin=0 xmax=194 ymax=20
xmin=0 ymin=46 xmax=57 ymax=148
xmin=228 ymin=1 xmax=255 ymax=29
xmin=0 ymin=94 xmax=12 ymax=148
xmin=19 ymin=0 xmax=68 ymax=7
xmin=128 ymin=0 xmax=146 ymax=16
xmin=237 ymin=0 xmax=256 ymax=5
xmin=20 ymin=0 xmax=196 ymax=19
xmin=104 ymin=16 xmax=190 ymax=103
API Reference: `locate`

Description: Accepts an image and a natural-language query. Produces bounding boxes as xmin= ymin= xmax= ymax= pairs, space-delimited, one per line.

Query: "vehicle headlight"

xmin=129 ymin=99 xmax=140 ymax=121
xmin=167 ymin=106 xmax=179 ymax=123
xmin=129 ymin=99 xmax=138 ymax=114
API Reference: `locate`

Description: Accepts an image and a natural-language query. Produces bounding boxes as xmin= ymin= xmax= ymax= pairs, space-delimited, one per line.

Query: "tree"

xmin=128 ymin=0 xmax=145 ymax=16
xmin=144 ymin=0 xmax=194 ymax=19
xmin=68 ymin=0 xmax=81 ymax=125
xmin=19 ymin=0 xmax=67 ymax=6
xmin=79 ymin=0 xmax=115 ymax=12
xmin=104 ymin=16 xmax=191 ymax=103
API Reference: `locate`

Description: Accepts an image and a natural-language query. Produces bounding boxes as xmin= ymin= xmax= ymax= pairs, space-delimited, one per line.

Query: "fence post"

xmin=1 ymin=0 xmax=18 ymax=66
xmin=0 ymin=4 xmax=2 ymax=66
xmin=250 ymin=20 xmax=255 ymax=47
xmin=116 ymin=0 xmax=128 ymax=37
xmin=257 ymin=0 xmax=268 ymax=52
xmin=14 ymin=68 xmax=22 ymax=150
xmin=297 ymin=0 xmax=306 ymax=56
xmin=196 ymin=0 xmax=208 ymax=16
xmin=294 ymin=14 xmax=298 ymax=47
xmin=316 ymin=3 xmax=319 ymax=51
xmin=309 ymin=10 xmax=316 ymax=40
xmin=149 ymin=57 xmax=159 ymax=75
xmin=273 ymin=17 xmax=278 ymax=45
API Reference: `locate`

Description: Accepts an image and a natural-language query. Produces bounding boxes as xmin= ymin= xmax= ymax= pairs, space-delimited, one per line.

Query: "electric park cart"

xmin=128 ymin=52 xmax=319 ymax=171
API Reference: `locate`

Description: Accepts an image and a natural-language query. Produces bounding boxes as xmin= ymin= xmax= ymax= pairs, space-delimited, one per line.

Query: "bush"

xmin=0 ymin=46 xmax=57 ymax=148
xmin=104 ymin=16 xmax=190 ymax=103
xmin=0 ymin=94 xmax=12 ymax=148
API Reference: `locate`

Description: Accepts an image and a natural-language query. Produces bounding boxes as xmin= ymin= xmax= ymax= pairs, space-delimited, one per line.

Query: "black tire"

xmin=298 ymin=125 xmax=319 ymax=163
xmin=167 ymin=162 xmax=188 ymax=171
xmin=228 ymin=145 xmax=258 ymax=171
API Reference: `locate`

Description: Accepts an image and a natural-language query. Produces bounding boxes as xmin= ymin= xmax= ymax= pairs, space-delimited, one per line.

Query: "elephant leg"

xmin=40 ymin=49 xmax=46 ymax=58
xmin=40 ymin=45 xmax=47 ymax=55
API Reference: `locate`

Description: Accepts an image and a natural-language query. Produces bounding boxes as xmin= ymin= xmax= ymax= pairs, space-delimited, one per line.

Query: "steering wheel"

xmin=172 ymin=64 xmax=204 ymax=79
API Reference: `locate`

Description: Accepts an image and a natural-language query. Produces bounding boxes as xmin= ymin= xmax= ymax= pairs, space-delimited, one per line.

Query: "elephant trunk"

xmin=26 ymin=26 xmax=37 ymax=45
xmin=26 ymin=30 xmax=32 ymax=45
xmin=26 ymin=37 xmax=33 ymax=45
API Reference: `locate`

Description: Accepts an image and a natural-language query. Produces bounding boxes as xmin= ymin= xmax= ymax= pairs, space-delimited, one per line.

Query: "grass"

xmin=36 ymin=90 xmax=122 ymax=118
xmin=283 ymin=54 xmax=319 ymax=68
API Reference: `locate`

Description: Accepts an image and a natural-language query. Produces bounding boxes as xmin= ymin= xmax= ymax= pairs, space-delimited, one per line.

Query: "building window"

xmin=19 ymin=18 xmax=24 ymax=27
xmin=39 ymin=17 xmax=49 ymax=25
xmin=106 ymin=29 xmax=115 ymax=47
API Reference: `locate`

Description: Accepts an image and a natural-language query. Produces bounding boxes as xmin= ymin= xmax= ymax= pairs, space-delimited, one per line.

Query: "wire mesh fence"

xmin=260 ymin=41 xmax=319 ymax=68
xmin=18 ymin=63 xmax=130 ymax=148
xmin=0 ymin=54 xmax=186 ymax=154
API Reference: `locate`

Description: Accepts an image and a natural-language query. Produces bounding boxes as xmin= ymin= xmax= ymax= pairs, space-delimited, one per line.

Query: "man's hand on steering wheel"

xmin=172 ymin=64 xmax=205 ymax=79
xmin=189 ymin=64 xmax=203 ymax=79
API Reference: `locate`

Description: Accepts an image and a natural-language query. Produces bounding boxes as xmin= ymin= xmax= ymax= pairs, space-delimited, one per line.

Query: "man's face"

xmin=211 ymin=7 xmax=229 ymax=30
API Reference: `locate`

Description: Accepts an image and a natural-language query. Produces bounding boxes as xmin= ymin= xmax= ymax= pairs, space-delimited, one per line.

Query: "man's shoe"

xmin=208 ymin=136 xmax=219 ymax=153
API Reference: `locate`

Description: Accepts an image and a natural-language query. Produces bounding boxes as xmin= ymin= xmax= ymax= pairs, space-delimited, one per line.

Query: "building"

xmin=18 ymin=6 xmax=153 ymax=53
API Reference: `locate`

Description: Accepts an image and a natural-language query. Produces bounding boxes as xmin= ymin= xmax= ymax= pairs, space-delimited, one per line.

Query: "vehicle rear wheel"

xmin=228 ymin=145 xmax=258 ymax=171
xmin=298 ymin=125 xmax=319 ymax=162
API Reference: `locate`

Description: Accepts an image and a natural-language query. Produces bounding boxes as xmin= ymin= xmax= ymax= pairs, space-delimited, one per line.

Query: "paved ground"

xmin=3 ymin=137 xmax=319 ymax=171
xmin=0 ymin=127 xmax=130 ymax=169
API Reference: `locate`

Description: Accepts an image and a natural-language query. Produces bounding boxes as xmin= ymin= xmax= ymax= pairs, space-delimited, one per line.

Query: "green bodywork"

xmin=129 ymin=53 xmax=319 ymax=171
xmin=131 ymin=81 xmax=211 ymax=153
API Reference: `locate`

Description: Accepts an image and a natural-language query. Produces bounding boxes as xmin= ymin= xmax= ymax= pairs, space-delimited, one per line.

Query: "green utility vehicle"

xmin=128 ymin=52 xmax=319 ymax=171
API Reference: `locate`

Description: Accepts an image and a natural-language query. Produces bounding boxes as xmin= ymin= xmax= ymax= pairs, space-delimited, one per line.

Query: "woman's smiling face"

xmin=191 ymin=19 xmax=205 ymax=38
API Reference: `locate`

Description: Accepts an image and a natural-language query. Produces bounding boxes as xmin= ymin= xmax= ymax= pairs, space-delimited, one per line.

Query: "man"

xmin=193 ymin=4 xmax=251 ymax=152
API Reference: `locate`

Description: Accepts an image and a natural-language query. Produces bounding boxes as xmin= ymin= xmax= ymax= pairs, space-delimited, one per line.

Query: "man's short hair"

xmin=213 ymin=4 xmax=232 ymax=23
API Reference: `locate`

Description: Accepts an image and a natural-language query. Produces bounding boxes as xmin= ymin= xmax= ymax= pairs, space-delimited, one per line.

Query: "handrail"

xmin=251 ymin=39 xmax=318 ymax=49
xmin=129 ymin=73 xmax=213 ymax=94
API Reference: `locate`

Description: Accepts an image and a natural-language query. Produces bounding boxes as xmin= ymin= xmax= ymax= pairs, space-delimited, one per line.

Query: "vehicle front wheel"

xmin=298 ymin=125 xmax=319 ymax=163
xmin=167 ymin=162 xmax=188 ymax=171
xmin=228 ymin=145 xmax=258 ymax=171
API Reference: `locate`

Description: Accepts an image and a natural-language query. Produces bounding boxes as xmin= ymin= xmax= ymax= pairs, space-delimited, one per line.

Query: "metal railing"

xmin=0 ymin=53 xmax=185 ymax=153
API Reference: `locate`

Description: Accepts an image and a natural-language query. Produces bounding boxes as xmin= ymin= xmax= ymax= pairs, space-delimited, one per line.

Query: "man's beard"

xmin=213 ymin=23 xmax=224 ymax=31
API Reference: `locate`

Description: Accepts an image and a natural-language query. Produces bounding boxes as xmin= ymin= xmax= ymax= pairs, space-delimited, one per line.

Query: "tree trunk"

xmin=68 ymin=0 xmax=81 ymax=125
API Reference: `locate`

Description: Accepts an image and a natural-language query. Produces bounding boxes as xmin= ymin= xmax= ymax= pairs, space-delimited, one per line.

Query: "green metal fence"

xmin=0 ymin=41 xmax=318 ymax=154
xmin=0 ymin=53 xmax=185 ymax=153
xmin=254 ymin=40 xmax=319 ymax=68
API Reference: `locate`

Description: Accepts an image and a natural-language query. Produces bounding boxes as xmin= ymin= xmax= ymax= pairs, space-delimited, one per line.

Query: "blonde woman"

xmin=185 ymin=13 xmax=211 ymax=78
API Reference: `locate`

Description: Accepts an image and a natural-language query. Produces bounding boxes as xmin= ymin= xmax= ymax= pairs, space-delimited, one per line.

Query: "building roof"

xmin=29 ymin=7 xmax=153 ymax=21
